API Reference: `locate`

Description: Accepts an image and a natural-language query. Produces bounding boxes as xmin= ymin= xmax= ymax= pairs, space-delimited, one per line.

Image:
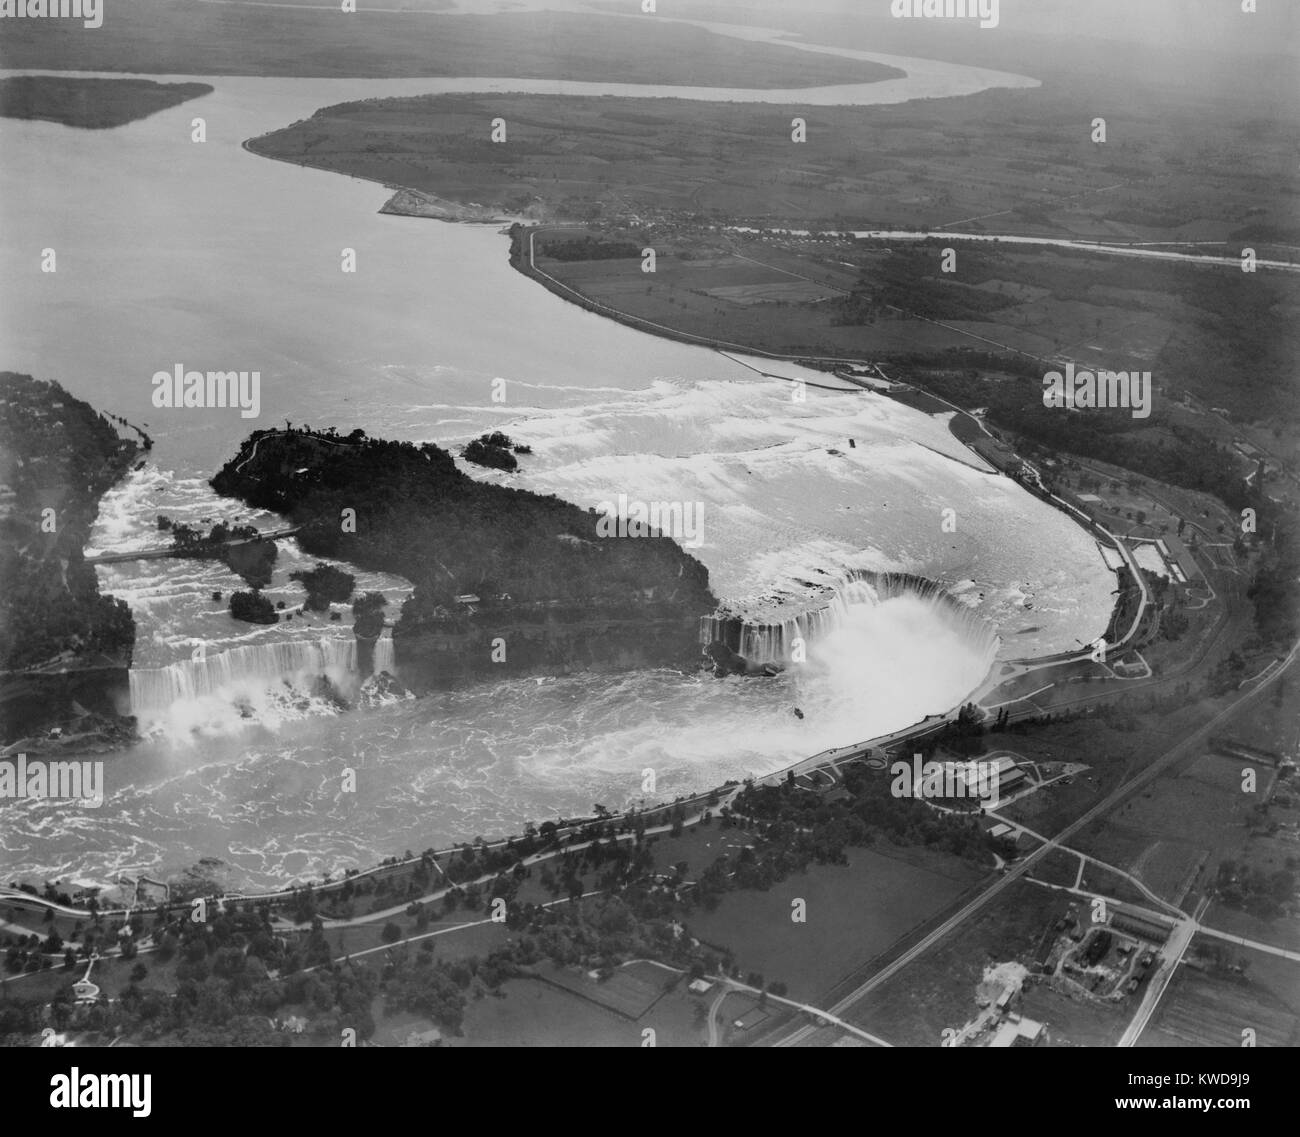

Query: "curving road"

xmin=773 ymin=631 xmax=1300 ymax=1047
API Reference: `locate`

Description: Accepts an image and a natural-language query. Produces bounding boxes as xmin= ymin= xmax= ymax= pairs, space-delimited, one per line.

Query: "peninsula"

xmin=0 ymin=76 xmax=213 ymax=130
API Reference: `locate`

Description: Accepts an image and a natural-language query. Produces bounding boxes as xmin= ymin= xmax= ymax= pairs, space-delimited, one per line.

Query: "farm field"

xmin=247 ymin=56 xmax=1299 ymax=426
xmin=1018 ymin=978 xmax=1131 ymax=1048
xmin=1138 ymin=940 xmax=1300 ymax=1048
xmin=451 ymin=966 xmax=705 ymax=1047
xmin=842 ymin=878 xmax=1067 ymax=1047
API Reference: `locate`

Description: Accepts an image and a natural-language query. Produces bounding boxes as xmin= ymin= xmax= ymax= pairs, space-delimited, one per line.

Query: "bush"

xmin=291 ymin=563 xmax=355 ymax=611
xmin=462 ymin=438 xmax=518 ymax=472
xmin=230 ymin=590 xmax=278 ymax=624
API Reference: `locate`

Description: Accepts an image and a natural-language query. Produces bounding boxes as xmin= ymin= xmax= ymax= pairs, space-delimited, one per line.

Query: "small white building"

xmin=989 ymin=1014 xmax=1044 ymax=1047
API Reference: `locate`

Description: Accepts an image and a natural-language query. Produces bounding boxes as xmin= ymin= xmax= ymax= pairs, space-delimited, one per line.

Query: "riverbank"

xmin=0 ymin=75 xmax=212 ymax=129
xmin=0 ymin=374 xmax=142 ymax=749
xmin=509 ymin=226 xmax=1139 ymax=651
xmin=209 ymin=426 xmax=718 ymax=685
xmin=508 ymin=224 xmax=876 ymax=371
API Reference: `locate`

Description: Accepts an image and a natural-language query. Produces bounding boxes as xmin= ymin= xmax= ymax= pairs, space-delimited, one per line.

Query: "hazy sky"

xmin=665 ymin=0 xmax=1297 ymax=56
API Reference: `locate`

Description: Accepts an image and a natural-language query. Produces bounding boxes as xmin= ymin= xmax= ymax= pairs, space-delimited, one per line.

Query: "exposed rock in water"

xmin=308 ymin=673 xmax=349 ymax=711
xmin=361 ymin=670 xmax=413 ymax=706
xmin=704 ymin=640 xmax=784 ymax=679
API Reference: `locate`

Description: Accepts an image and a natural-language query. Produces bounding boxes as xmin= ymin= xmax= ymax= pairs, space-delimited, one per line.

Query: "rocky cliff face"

xmin=0 ymin=665 xmax=133 ymax=754
xmin=395 ymin=610 xmax=705 ymax=689
xmin=0 ymin=373 xmax=141 ymax=747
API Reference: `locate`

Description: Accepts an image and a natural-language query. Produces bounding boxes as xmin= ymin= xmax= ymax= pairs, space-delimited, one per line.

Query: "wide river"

xmin=0 ymin=35 xmax=1115 ymax=890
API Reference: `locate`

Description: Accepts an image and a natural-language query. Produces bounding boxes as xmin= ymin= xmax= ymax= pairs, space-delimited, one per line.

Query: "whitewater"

xmin=0 ymin=27 xmax=1115 ymax=890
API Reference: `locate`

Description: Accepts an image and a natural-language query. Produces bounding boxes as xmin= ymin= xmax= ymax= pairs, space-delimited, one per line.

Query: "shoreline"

xmin=14 ymin=235 xmax=1139 ymax=899
xmin=11 ymin=209 xmax=1139 ymax=900
xmin=8 ymin=112 xmax=1136 ymax=896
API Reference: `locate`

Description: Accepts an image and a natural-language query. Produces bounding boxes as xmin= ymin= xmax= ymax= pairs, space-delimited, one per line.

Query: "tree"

xmin=230 ymin=590 xmax=277 ymax=624
xmin=381 ymin=922 xmax=403 ymax=944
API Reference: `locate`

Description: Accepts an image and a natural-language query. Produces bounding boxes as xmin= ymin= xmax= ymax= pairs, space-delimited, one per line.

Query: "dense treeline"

xmin=1 ymin=757 xmax=1013 ymax=1044
xmin=1155 ymin=268 xmax=1298 ymax=425
xmin=0 ymin=373 xmax=138 ymax=673
xmin=835 ymin=247 xmax=1017 ymax=325
xmin=539 ymin=237 xmax=642 ymax=262
xmin=4 ymin=903 xmax=373 ymax=1045
xmin=162 ymin=517 xmax=277 ymax=588
xmin=0 ymin=76 xmax=213 ymax=130
xmin=709 ymin=762 xmax=997 ymax=899
xmin=861 ymin=244 xmax=1299 ymax=426
xmin=290 ymin=563 xmax=355 ymax=611
xmin=1247 ymin=513 xmax=1300 ymax=646
xmin=210 ymin=428 xmax=715 ymax=635
xmin=892 ymin=349 xmax=1299 ymax=645
xmin=1217 ymin=859 xmax=1295 ymax=921
xmin=892 ymin=353 xmax=1257 ymax=512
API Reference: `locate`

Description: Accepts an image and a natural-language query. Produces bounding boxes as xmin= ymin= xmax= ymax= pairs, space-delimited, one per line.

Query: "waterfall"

xmin=701 ymin=571 xmax=1000 ymax=665
xmin=373 ymin=629 xmax=396 ymax=676
xmin=129 ymin=635 xmax=360 ymax=720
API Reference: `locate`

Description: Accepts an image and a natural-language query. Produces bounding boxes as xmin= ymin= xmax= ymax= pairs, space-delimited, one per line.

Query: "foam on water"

xmin=483 ymin=372 xmax=1115 ymax=659
xmin=0 ymin=585 xmax=993 ymax=890
xmin=0 ymin=36 xmax=1094 ymax=889
xmin=24 ymin=370 xmax=1113 ymax=885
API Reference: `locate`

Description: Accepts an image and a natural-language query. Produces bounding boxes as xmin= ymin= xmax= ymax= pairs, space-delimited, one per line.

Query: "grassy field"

xmin=1065 ymin=664 xmax=1300 ymax=921
xmin=452 ymin=967 xmax=705 ymax=1047
xmin=1026 ymin=847 xmax=1079 ymax=888
xmin=247 ymin=65 xmax=1299 ymax=425
xmin=685 ymin=844 xmax=985 ymax=1004
xmin=1139 ymin=940 xmax=1300 ymax=1047
xmin=1068 ymin=752 xmax=1260 ymax=904
xmin=844 ymin=877 xmax=1067 ymax=1046
xmin=250 ymin=73 xmax=1297 ymax=243
xmin=995 ymin=712 xmax=1196 ymax=836
xmin=321 ymin=914 xmax=511 ymax=964
xmin=1017 ymin=975 xmax=1131 ymax=1048
xmin=1131 ymin=841 xmax=1209 ymax=908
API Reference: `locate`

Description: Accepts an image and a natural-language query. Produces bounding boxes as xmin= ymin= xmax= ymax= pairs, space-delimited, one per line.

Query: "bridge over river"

xmin=84 ymin=527 xmax=301 ymax=565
